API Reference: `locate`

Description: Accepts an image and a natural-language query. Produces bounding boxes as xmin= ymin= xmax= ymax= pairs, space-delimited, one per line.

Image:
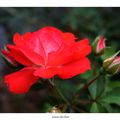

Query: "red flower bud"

xmin=103 ymin=51 xmax=120 ymax=75
xmin=92 ymin=36 xmax=105 ymax=56
xmin=1 ymin=47 xmax=19 ymax=67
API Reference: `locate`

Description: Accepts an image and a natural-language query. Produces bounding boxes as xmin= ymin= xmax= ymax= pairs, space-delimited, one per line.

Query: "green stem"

xmin=72 ymin=73 xmax=101 ymax=103
xmin=40 ymin=78 xmax=70 ymax=107
xmin=53 ymin=83 xmax=70 ymax=106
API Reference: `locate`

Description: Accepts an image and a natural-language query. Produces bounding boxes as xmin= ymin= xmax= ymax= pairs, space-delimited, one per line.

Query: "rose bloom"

xmin=3 ymin=27 xmax=91 ymax=94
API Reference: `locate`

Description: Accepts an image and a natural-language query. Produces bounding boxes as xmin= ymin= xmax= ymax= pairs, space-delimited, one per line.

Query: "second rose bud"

xmin=103 ymin=51 xmax=120 ymax=75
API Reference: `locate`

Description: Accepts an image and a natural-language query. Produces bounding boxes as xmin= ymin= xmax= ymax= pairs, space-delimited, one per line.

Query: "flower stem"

xmin=72 ymin=73 xmax=100 ymax=103
xmin=53 ymin=84 xmax=70 ymax=106
xmin=41 ymin=78 xmax=70 ymax=107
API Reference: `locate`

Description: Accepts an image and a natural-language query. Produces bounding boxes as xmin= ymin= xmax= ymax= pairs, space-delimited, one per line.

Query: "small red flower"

xmin=3 ymin=27 xmax=91 ymax=94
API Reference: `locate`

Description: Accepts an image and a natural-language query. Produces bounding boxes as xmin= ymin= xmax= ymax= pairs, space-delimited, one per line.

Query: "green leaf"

xmin=108 ymin=81 xmax=120 ymax=89
xmin=101 ymin=96 xmax=120 ymax=106
xmin=96 ymin=75 xmax=106 ymax=97
xmin=42 ymin=103 xmax=53 ymax=112
xmin=100 ymin=88 xmax=120 ymax=106
xmin=90 ymin=102 xmax=99 ymax=113
xmin=101 ymin=45 xmax=117 ymax=61
xmin=100 ymin=102 xmax=113 ymax=113
xmin=55 ymin=79 xmax=77 ymax=99
xmin=89 ymin=75 xmax=106 ymax=99
xmin=80 ymin=70 xmax=93 ymax=80
xmin=89 ymin=80 xmax=97 ymax=99
xmin=76 ymin=83 xmax=84 ymax=91
xmin=99 ymin=101 xmax=120 ymax=113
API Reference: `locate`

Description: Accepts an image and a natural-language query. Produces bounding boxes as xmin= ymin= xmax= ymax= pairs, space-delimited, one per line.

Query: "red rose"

xmin=4 ymin=27 xmax=91 ymax=94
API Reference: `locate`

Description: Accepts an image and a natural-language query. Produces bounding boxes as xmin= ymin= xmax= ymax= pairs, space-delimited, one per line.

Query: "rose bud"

xmin=103 ymin=51 xmax=120 ymax=75
xmin=92 ymin=36 xmax=105 ymax=56
xmin=1 ymin=47 xmax=19 ymax=67
xmin=106 ymin=56 xmax=120 ymax=75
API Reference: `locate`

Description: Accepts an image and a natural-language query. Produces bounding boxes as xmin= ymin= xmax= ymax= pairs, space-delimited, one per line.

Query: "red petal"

xmin=63 ymin=32 xmax=76 ymax=45
xmin=75 ymin=38 xmax=91 ymax=57
xmin=13 ymin=32 xmax=46 ymax=58
xmin=40 ymin=31 xmax=60 ymax=54
xmin=5 ymin=67 xmax=39 ymax=94
xmin=13 ymin=32 xmax=31 ymax=46
xmin=47 ymin=38 xmax=91 ymax=66
xmin=34 ymin=67 xmax=58 ymax=79
xmin=7 ymin=45 xmax=44 ymax=66
xmin=58 ymin=57 xmax=91 ymax=79
xmin=78 ymin=38 xmax=89 ymax=45
xmin=47 ymin=46 xmax=73 ymax=66
xmin=13 ymin=27 xmax=64 ymax=58
xmin=36 ymin=27 xmax=63 ymax=54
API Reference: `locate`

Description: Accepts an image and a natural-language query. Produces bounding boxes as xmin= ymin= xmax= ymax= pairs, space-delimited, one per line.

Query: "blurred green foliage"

xmin=0 ymin=7 xmax=120 ymax=113
xmin=0 ymin=8 xmax=120 ymax=42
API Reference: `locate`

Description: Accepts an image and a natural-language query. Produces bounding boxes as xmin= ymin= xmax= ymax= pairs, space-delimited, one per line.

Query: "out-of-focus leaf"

xmin=99 ymin=101 xmax=120 ymax=113
xmin=97 ymin=103 xmax=107 ymax=113
xmin=96 ymin=75 xmax=106 ymax=97
xmin=101 ymin=96 xmax=120 ymax=106
xmin=108 ymin=81 xmax=120 ymax=89
xmin=90 ymin=102 xmax=99 ymax=113
xmin=89 ymin=75 xmax=106 ymax=99
xmin=101 ymin=44 xmax=117 ymax=61
xmin=99 ymin=88 xmax=120 ymax=106
xmin=55 ymin=79 xmax=76 ymax=99
xmin=76 ymin=83 xmax=84 ymax=91
xmin=42 ymin=103 xmax=53 ymax=112
xmin=80 ymin=71 xmax=93 ymax=80
xmin=110 ymin=106 xmax=120 ymax=113
xmin=89 ymin=80 xmax=97 ymax=99
xmin=100 ymin=102 xmax=113 ymax=113
xmin=31 ymin=82 xmax=43 ymax=91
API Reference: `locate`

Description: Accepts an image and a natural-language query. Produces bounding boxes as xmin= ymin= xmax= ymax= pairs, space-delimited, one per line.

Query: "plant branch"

xmin=40 ymin=78 xmax=70 ymax=106
xmin=53 ymin=83 xmax=70 ymax=106
xmin=72 ymin=73 xmax=100 ymax=103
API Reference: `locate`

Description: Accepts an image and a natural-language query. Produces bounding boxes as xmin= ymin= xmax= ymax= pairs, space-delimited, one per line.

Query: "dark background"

xmin=0 ymin=7 xmax=120 ymax=112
